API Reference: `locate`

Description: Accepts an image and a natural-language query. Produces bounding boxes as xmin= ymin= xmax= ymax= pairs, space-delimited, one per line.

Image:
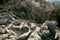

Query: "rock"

xmin=6 ymin=30 xmax=17 ymax=40
xmin=0 ymin=35 xmax=2 ymax=40
xmin=7 ymin=35 xmax=16 ymax=40
xmin=59 ymin=34 xmax=60 ymax=40
xmin=0 ymin=18 xmax=8 ymax=25
xmin=0 ymin=15 xmax=13 ymax=25
xmin=14 ymin=22 xmax=32 ymax=40
xmin=0 ymin=25 xmax=7 ymax=34
xmin=13 ymin=20 xmax=20 ymax=26
xmin=30 ymin=23 xmax=36 ymax=31
xmin=55 ymin=32 xmax=59 ymax=40
xmin=19 ymin=22 xmax=31 ymax=35
xmin=6 ymin=38 xmax=16 ymax=40
xmin=39 ymin=26 xmax=50 ymax=40
xmin=0 ymin=11 xmax=58 ymax=40
xmin=27 ymin=32 xmax=42 ymax=40
xmin=11 ymin=26 xmax=20 ymax=34
xmin=39 ymin=20 xmax=58 ymax=40
xmin=2 ymin=34 xmax=8 ymax=38
xmin=11 ymin=22 xmax=29 ymax=34
xmin=0 ymin=14 xmax=17 ymax=25
xmin=20 ymin=27 xmax=29 ymax=34
xmin=17 ymin=30 xmax=32 ymax=40
xmin=6 ymin=39 xmax=13 ymax=40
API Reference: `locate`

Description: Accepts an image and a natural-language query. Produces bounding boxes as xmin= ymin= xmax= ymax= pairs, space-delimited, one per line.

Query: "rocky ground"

xmin=0 ymin=12 xmax=40 ymax=40
xmin=0 ymin=11 xmax=59 ymax=40
xmin=0 ymin=0 xmax=60 ymax=40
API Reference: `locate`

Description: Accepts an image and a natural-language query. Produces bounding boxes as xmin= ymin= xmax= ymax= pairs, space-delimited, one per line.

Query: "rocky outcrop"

xmin=0 ymin=0 xmax=59 ymax=40
xmin=0 ymin=13 xmax=59 ymax=40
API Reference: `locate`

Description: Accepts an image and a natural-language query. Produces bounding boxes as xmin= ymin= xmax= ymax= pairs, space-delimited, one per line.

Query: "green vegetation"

xmin=0 ymin=0 xmax=60 ymax=26
xmin=52 ymin=6 xmax=60 ymax=27
xmin=12 ymin=0 xmax=52 ymax=24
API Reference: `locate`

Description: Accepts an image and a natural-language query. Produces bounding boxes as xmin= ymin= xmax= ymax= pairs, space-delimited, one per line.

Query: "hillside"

xmin=0 ymin=0 xmax=60 ymax=40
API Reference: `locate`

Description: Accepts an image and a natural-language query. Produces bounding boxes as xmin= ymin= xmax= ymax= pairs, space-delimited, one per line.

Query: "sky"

xmin=45 ymin=0 xmax=60 ymax=1
xmin=45 ymin=0 xmax=60 ymax=6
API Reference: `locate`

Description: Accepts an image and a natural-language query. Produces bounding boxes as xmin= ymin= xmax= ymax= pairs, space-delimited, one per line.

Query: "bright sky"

xmin=45 ymin=0 xmax=60 ymax=1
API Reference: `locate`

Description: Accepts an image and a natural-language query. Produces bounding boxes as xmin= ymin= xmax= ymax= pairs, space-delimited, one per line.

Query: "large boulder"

xmin=39 ymin=20 xmax=58 ymax=40
xmin=0 ymin=12 xmax=59 ymax=40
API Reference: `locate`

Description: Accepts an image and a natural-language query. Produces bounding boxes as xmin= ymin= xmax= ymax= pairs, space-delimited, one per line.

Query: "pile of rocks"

xmin=0 ymin=14 xmax=59 ymax=40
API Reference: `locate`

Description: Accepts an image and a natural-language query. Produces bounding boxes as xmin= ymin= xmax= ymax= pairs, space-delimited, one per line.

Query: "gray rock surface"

xmin=0 ymin=14 xmax=59 ymax=40
xmin=39 ymin=20 xmax=58 ymax=40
